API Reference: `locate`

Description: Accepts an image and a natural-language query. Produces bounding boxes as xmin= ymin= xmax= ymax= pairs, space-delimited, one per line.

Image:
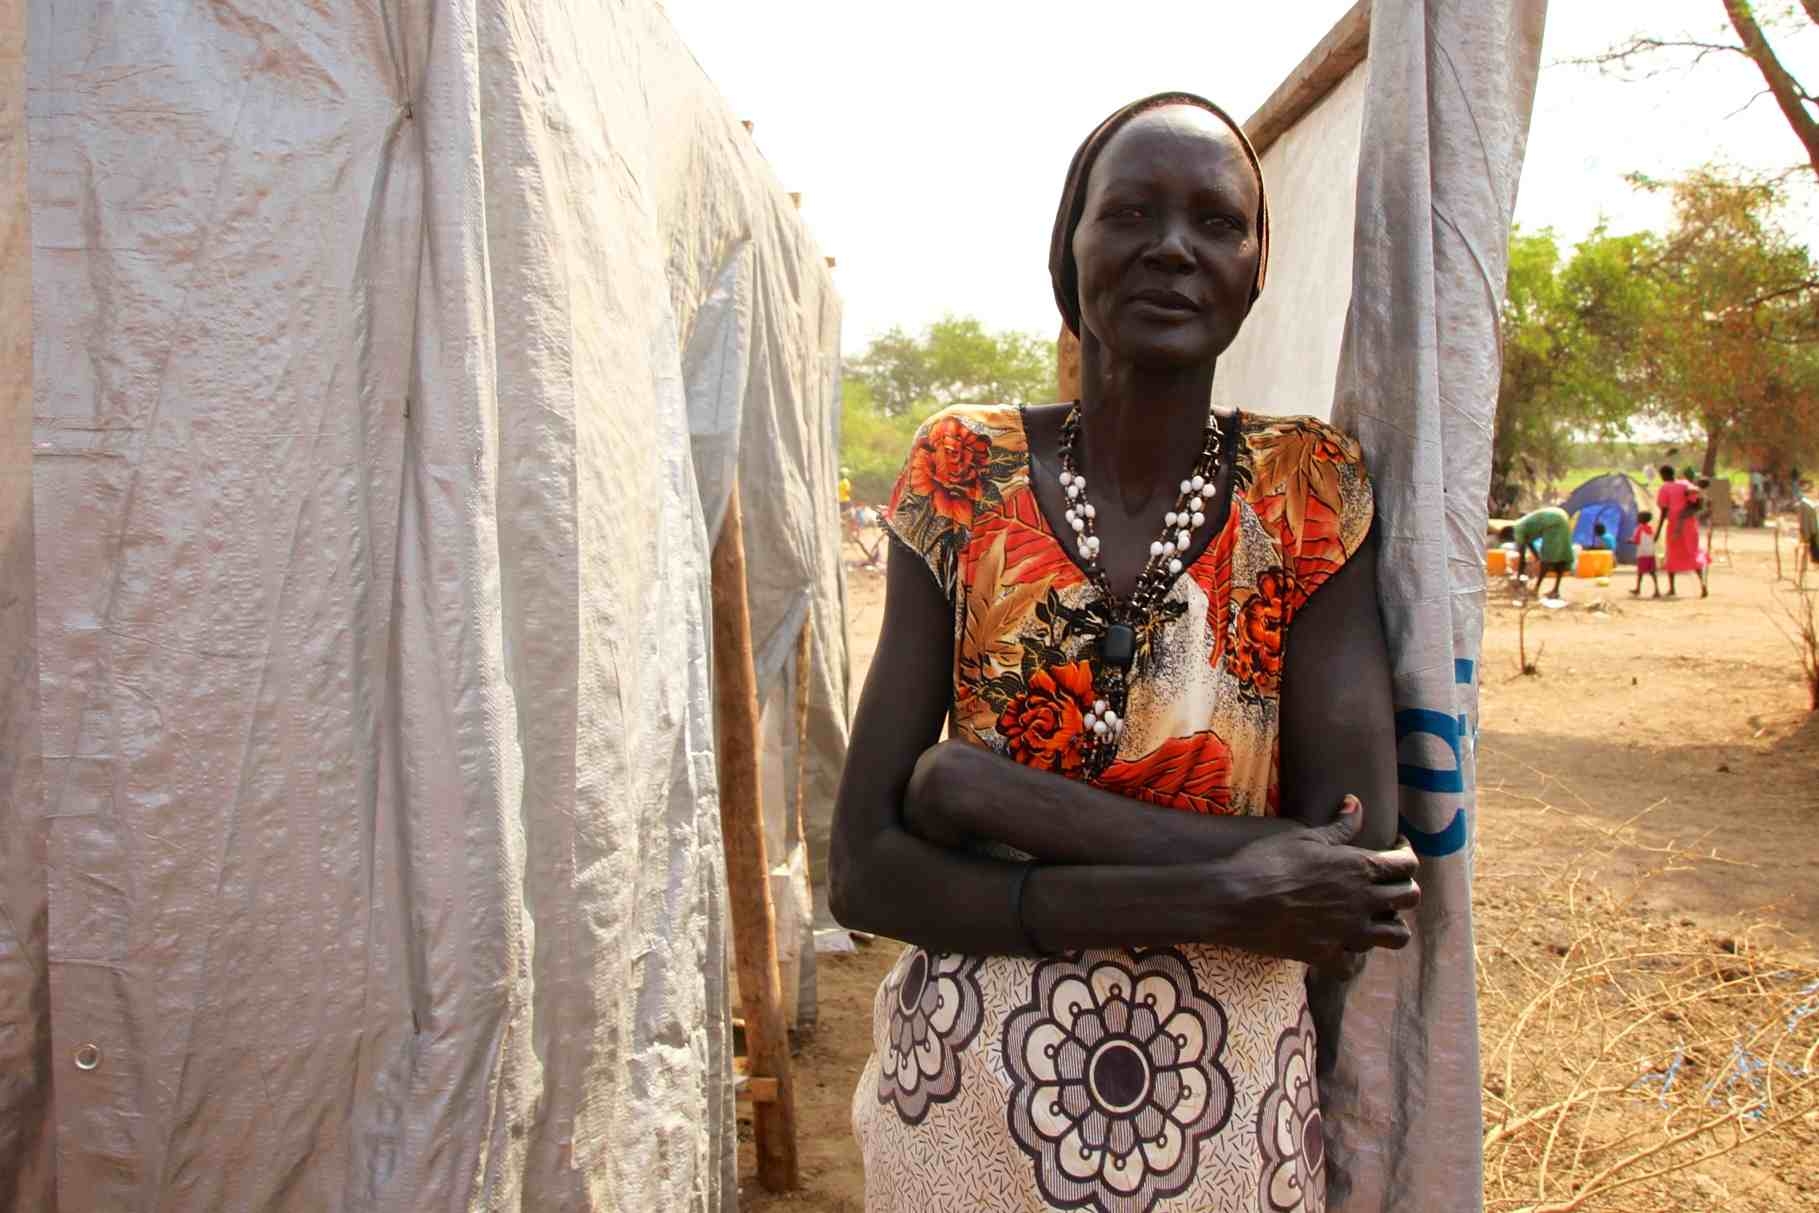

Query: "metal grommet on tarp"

xmin=74 ymin=1043 xmax=102 ymax=1071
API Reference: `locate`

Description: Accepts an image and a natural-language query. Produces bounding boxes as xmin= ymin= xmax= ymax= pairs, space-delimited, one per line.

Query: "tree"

xmin=1492 ymin=171 xmax=1819 ymax=515
xmin=846 ymin=315 xmax=1056 ymax=418
xmin=1492 ymin=229 xmax=1662 ymax=513
xmin=1582 ymin=2 xmax=1819 ymax=180
xmin=1630 ymin=168 xmax=1819 ymax=474
xmin=840 ymin=316 xmax=1058 ymax=504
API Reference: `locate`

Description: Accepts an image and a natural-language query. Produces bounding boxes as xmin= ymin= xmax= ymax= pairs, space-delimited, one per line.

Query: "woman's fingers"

xmin=1372 ymin=880 xmax=1422 ymax=912
xmin=1359 ymin=917 xmax=1413 ymax=950
xmin=1361 ymin=844 xmax=1419 ymax=883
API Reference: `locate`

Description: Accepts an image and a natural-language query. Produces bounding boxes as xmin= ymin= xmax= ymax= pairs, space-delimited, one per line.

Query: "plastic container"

xmin=1576 ymin=548 xmax=1615 ymax=579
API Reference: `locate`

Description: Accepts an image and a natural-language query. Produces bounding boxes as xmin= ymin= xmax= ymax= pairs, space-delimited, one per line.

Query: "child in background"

xmin=1590 ymin=522 xmax=1612 ymax=551
xmin=1630 ymin=510 xmax=1659 ymax=598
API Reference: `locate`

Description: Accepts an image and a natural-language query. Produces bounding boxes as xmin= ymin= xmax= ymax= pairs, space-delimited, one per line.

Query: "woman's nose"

xmin=1142 ymin=221 xmax=1193 ymax=271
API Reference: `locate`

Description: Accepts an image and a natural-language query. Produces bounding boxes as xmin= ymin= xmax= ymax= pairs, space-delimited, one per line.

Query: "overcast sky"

xmin=660 ymin=1 xmax=1819 ymax=355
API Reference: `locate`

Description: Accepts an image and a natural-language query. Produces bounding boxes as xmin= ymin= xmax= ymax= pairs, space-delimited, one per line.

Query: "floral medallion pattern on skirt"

xmin=1003 ymin=951 xmax=1233 ymax=1211
xmin=877 ymin=950 xmax=986 ymax=1124
xmin=1257 ymin=1007 xmax=1326 ymax=1212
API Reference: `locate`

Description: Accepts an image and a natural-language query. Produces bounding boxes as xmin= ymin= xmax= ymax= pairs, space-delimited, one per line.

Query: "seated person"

xmin=1499 ymin=505 xmax=1573 ymax=599
xmin=1589 ymin=522 xmax=1612 ymax=551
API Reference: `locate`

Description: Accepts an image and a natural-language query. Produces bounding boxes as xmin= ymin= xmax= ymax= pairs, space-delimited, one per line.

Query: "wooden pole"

xmin=710 ymin=484 xmax=799 ymax=1192
xmin=792 ymin=614 xmax=814 ymax=887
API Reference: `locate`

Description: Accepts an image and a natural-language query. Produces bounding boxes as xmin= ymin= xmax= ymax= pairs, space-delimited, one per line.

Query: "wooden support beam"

xmin=1242 ymin=0 xmax=1370 ymax=157
xmin=710 ymin=484 xmax=800 ymax=1193
xmin=793 ymin=615 xmax=814 ymax=888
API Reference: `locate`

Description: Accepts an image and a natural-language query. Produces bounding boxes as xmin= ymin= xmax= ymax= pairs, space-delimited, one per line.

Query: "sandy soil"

xmin=741 ymin=523 xmax=1819 ymax=1211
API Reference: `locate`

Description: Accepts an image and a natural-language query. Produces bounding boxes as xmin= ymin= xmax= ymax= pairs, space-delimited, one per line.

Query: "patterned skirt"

xmin=851 ymin=944 xmax=1326 ymax=1213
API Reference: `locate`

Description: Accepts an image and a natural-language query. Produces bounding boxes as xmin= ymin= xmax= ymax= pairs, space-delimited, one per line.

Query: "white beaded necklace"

xmin=1056 ymin=403 xmax=1227 ymax=773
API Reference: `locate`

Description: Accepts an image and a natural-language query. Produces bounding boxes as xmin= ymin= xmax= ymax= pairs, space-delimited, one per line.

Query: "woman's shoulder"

xmin=912 ymin=401 xmax=1027 ymax=434
xmin=884 ymin=403 xmax=1032 ymax=594
xmin=1238 ymin=411 xmax=1370 ymax=485
xmin=1240 ymin=410 xmax=1363 ymax=451
xmin=1234 ymin=411 xmax=1374 ymax=592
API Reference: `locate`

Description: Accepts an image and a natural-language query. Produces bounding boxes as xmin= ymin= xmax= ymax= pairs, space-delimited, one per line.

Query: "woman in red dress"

xmin=1654 ymin=464 xmax=1705 ymax=598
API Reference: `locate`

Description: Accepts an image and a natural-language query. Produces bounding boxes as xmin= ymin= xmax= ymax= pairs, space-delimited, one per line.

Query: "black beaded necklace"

xmin=1056 ymin=403 xmax=1227 ymax=775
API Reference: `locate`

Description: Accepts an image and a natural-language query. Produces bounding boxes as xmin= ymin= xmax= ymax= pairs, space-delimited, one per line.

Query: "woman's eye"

xmin=1202 ymin=214 xmax=1242 ymax=231
xmin=1107 ymin=205 xmax=1145 ymax=220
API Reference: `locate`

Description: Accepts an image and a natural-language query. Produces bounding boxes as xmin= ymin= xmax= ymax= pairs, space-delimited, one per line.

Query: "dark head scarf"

xmin=1049 ymin=92 xmax=1271 ymax=336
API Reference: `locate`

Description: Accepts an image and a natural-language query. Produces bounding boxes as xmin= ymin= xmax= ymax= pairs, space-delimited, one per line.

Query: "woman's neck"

xmin=1077 ymin=339 xmax=1218 ymax=514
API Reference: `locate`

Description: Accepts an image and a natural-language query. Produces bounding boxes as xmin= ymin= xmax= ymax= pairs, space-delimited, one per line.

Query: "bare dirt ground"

xmin=742 ymin=524 xmax=1819 ymax=1212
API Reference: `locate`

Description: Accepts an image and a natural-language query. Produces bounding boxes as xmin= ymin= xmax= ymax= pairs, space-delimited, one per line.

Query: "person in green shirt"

xmin=1500 ymin=505 xmax=1573 ymax=600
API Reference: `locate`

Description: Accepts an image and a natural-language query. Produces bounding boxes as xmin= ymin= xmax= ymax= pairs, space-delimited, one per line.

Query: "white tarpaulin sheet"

xmin=1326 ymin=2 xmax=1545 ymax=1209
xmin=1215 ymin=68 xmax=1367 ymax=418
xmin=3 ymin=0 xmax=843 ymax=1209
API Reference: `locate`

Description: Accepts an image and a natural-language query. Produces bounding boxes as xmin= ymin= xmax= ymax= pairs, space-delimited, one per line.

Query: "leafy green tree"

xmin=847 ymin=315 xmax=1056 ymax=418
xmin=1631 ymin=168 xmax=1819 ymax=475
xmin=1492 ymin=229 xmax=1661 ymax=513
xmin=1492 ymin=169 xmax=1818 ymax=513
xmin=838 ymin=378 xmax=922 ymax=507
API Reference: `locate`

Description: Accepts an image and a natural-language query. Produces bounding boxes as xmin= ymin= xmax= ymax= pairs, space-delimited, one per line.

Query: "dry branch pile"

xmin=1475 ymin=800 xmax=1819 ymax=1211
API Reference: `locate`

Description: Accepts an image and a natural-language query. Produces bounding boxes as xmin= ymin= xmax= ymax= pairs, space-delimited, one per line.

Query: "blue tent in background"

xmin=1561 ymin=473 xmax=1650 ymax=564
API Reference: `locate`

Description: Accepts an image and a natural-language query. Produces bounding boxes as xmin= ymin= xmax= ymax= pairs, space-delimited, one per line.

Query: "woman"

xmin=1655 ymin=464 xmax=1705 ymax=598
xmin=829 ymin=93 xmax=1417 ymax=1213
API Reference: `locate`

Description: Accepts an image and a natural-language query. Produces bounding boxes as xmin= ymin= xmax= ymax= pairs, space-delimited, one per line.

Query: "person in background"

xmin=1630 ymin=509 xmax=1659 ymax=598
xmin=1692 ymin=473 xmax=1715 ymax=597
xmin=1655 ymin=464 xmax=1704 ymax=598
xmin=1798 ymin=478 xmax=1818 ymax=568
xmin=839 ymin=466 xmax=854 ymax=514
xmin=1590 ymin=522 xmax=1611 ymax=551
xmin=1499 ymin=504 xmax=1573 ymax=601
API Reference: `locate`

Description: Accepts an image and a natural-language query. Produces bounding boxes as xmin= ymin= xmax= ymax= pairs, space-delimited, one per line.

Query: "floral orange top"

xmin=885 ymin=404 xmax=1374 ymax=817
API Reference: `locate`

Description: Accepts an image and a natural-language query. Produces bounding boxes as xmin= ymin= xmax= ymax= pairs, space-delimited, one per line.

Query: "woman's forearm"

xmin=833 ymin=820 xmax=1261 ymax=956
xmin=906 ymin=739 xmax=1299 ymax=865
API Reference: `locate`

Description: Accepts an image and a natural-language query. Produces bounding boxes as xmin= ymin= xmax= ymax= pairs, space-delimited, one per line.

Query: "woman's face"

xmin=1072 ymin=107 xmax=1261 ymax=369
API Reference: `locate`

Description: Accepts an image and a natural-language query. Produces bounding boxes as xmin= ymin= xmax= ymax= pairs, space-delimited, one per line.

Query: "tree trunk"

xmin=1701 ymin=420 xmax=1723 ymax=478
xmin=1723 ymin=0 xmax=1819 ymax=180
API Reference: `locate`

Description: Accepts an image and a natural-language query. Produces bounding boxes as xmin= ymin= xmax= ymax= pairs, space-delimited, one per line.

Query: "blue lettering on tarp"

xmin=1454 ymin=658 xmax=1475 ymax=685
xmin=1395 ymin=708 xmax=1464 ymax=793
xmin=1395 ymin=704 xmax=1470 ymax=856
xmin=1400 ymin=809 xmax=1468 ymax=857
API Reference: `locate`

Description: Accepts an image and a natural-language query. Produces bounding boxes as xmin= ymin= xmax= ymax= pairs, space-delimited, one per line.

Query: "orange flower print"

xmin=908 ymin=415 xmax=993 ymax=526
xmin=1228 ymin=568 xmax=1295 ymax=696
xmin=996 ymin=661 xmax=1097 ymax=776
xmin=1097 ymin=731 xmax=1235 ymax=815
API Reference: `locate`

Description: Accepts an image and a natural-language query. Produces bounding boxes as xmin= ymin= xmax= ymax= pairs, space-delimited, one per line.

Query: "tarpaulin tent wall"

xmin=1561 ymin=472 xmax=1648 ymax=564
xmin=2 ymin=0 xmax=843 ymax=1208
xmin=1222 ymin=2 xmax=1546 ymax=1209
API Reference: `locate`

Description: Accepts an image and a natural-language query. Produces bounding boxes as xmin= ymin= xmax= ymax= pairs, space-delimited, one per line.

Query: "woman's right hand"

xmin=1216 ymin=796 xmax=1420 ymax=966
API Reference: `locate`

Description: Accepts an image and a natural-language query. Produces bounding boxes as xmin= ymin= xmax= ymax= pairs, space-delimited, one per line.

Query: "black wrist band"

xmin=1014 ymin=863 xmax=1050 ymax=956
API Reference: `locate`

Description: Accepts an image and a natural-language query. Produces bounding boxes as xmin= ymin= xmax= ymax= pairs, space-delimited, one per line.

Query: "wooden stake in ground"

xmin=710 ymin=484 xmax=800 ymax=1192
xmin=793 ymin=615 xmax=814 ymax=885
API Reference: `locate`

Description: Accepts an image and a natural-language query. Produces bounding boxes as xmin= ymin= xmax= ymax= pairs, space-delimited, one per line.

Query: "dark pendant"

xmin=1099 ymin=623 xmax=1137 ymax=671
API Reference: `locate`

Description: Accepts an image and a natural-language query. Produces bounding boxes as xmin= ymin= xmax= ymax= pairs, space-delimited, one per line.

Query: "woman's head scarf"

xmin=1049 ymin=92 xmax=1271 ymax=336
